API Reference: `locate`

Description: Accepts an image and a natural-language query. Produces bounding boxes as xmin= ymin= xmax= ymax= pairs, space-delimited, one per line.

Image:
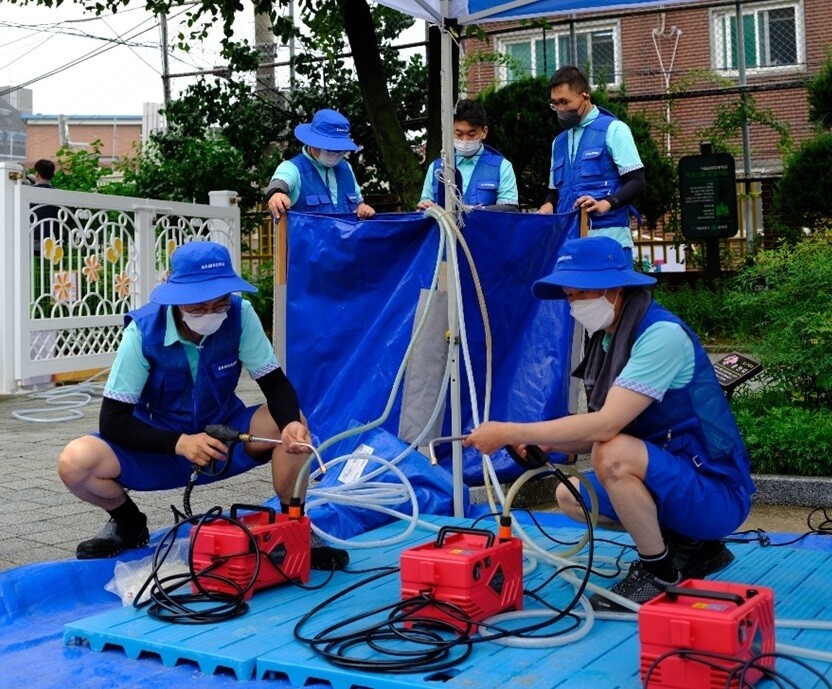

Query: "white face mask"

xmin=181 ymin=311 xmax=227 ymax=337
xmin=453 ymin=139 xmax=482 ymax=157
xmin=317 ymin=150 xmax=346 ymax=168
xmin=569 ymin=293 xmax=616 ymax=335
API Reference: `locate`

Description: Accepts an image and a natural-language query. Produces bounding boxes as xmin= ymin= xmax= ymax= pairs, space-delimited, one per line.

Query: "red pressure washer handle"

xmin=230 ymin=504 xmax=277 ymax=524
xmin=435 ymin=526 xmax=495 ymax=549
xmin=664 ymin=586 xmax=750 ymax=607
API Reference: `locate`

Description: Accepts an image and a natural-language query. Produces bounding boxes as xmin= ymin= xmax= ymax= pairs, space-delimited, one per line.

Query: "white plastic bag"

xmin=105 ymin=538 xmax=191 ymax=605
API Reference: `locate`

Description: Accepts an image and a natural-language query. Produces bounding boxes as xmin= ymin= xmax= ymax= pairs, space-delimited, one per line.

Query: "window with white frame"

xmin=496 ymin=23 xmax=621 ymax=87
xmin=711 ymin=0 xmax=805 ymax=73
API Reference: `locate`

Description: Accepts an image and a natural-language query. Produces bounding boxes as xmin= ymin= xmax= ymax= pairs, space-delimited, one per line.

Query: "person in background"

xmin=464 ymin=236 xmax=752 ymax=612
xmin=265 ymin=109 xmax=376 ymax=219
xmin=538 ymin=66 xmax=645 ymax=263
xmin=418 ymin=99 xmax=519 ymax=211
xmin=30 ymin=158 xmax=60 ymax=256
xmin=57 ymin=241 xmax=348 ymax=571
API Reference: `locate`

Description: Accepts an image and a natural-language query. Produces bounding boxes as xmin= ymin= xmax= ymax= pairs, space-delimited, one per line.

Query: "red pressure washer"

xmin=190 ymin=503 xmax=311 ymax=600
xmin=399 ymin=524 xmax=524 ymax=634
xmin=638 ymin=579 xmax=775 ymax=688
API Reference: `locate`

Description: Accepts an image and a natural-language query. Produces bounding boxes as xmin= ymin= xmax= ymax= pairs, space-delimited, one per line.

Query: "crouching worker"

xmin=464 ymin=236 xmax=753 ymax=611
xmin=57 ymin=241 xmax=347 ymax=571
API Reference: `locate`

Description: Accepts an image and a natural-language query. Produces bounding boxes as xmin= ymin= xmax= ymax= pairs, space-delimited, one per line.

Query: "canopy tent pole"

xmin=439 ymin=0 xmax=466 ymax=518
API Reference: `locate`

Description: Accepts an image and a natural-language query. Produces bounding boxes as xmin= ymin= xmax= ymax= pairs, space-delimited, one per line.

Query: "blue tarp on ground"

xmin=285 ymin=210 xmax=575 ymax=483
xmin=3 ymin=515 xmax=832 ymax=688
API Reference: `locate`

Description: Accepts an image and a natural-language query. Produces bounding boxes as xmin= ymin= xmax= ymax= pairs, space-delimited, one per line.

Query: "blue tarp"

xmin=285 ymin=210 xmax=575 ymax=483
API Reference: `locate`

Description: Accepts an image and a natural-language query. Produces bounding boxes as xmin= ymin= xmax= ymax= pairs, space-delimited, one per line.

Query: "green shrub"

xmin=724 ymin=231 xmax=832 ymax=407
xmin=733 ymin=391 xmax=832 ymax=476
xmin=774 ymin=133 xmax=832 ymax=229
xmin=652 ymin=281 xmax=734 ymax=344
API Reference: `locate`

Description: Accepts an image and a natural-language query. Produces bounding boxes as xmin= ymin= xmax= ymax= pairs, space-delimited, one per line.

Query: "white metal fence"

xmin=0 ymin=162 xmax=241 ymax=394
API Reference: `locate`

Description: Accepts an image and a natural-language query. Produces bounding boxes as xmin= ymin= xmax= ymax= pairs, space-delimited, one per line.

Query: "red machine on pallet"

xmin=639 ymin=579 xmax=775 ymax=688
xmin=400 ymin=525 xmax=523 ymax=634
xmin=190 ymin=504 xmax=311 ymax=600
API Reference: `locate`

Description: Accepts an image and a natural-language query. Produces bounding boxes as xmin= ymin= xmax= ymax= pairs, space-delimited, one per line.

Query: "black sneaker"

xmin=670 ymin=540 xmax=735 ymax=579
xmin=76 ymin=517 xmax=150 ymax=560
xmin=310 ymin=546 xmax=349 ymax=571
xmin=589 ymin=561 xmax=679 ymax=613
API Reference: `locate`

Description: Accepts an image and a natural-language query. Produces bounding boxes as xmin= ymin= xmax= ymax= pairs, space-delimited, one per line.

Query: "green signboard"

xmin=678 ymin=153 xmax=738 ymax=239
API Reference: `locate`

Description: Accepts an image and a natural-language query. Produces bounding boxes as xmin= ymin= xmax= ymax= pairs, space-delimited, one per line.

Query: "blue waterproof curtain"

xmin=286 ymin=211 xmax=440 ymax=444
xmin=439 ymin=209 xmax=576 ymax=481
xmin=286 ymin=210 xmax=576 ymax=482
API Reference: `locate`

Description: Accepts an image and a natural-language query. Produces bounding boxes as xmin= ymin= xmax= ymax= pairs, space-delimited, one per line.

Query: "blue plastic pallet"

xmin=63 ymin=515 xmax=832 ymax=688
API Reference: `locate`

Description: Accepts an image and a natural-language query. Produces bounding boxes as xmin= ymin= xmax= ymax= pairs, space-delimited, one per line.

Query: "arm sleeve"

xmin=419 ymin=164 xmax=436 ymax=204
xmin=238 ymin=299 xmax=281 ymax=378
xmin=608 ymin=168 xmax=646 ymax=209
xmin=346 ymin=163 xmax=364 ymax=204
xmin=264 ymin=178 xmax=290 ymax=202
xmin=99 ymin=397 xmax=182 ymax=454
xmin=270 ymin=160 xmax=302 ymax=206
xmin=255 ymin=367 xmax=301 ymax=430
xmin=544 ymin=188 xmax=559 ymax=207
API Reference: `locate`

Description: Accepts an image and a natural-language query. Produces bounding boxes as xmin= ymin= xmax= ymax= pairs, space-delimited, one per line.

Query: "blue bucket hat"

xmin=150 ymin=241 xmax=257 ymax=306
xmin=294 ymin=109 xmax=359 ymax=152
xmin=533 ymin=236 xmax=656 ymax=300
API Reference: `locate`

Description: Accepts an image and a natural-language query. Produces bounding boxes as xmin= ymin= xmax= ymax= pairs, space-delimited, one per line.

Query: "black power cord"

xmin=134 ymin=503 xmax=332 ymax=624
xmin=292 ymin=448 xmax=600 ymax=672
xmin=643 ymin=648 xmax=832 ymax=689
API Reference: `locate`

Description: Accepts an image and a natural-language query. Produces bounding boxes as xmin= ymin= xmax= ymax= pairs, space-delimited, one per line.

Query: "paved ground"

xmin=0 ymin=376 xmax=823 ymax=572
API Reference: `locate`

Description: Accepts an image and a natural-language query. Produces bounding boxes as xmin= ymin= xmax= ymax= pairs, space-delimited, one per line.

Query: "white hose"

xmin=11 ymin=379 xmax=106 ymax=423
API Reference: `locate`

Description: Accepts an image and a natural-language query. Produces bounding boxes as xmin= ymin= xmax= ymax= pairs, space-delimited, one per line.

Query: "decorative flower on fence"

xmin=52 ymin=272 xmax=73 ymax=302
xmin=167 ymin=239 xmax=178 ymax=257
xmin=106 ymin=237 xmax=124 ymax=264
xmin=82 ymin=255 xmax=102 ymax=283
xmin=43 ymin=237 xmax=64 ymax=265
xmin=114 ymin=273 xmax=131 ymax=299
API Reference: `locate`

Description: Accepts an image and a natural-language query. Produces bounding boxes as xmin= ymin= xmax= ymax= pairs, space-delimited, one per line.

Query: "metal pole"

xmin=735 ymin=1 xmax=754 ymax=252
xmin=569 ymin=16 xmax=578 ymax=66
xmin=440 ymin=0 xmax=464 ymax=518
xmin=160 ymin=12 xmax=171 ymax=106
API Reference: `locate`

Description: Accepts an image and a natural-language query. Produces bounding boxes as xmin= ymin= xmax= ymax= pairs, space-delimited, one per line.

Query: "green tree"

xmin=808 ymin=52 xmax=832 ymax=130
xmin=774 ymin=133 xmax=832 ymax=229
xmin=52 ymin=141 xmax=112 ymax=191
xmin=10 ymin=0 xmax=427 ymax=206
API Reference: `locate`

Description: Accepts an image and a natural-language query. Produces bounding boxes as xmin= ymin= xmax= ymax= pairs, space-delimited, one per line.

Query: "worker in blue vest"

xmin=57 ymin=241 xmax=348 ymax=571
xmin=465 ymin=237 xmax=753 ymax=612
xmin=418 ymin=99 xmax=519 ymax=211
xmin=539 ymin=66 xmax=645 ymax=263
xmin=265 ymin=109 xmax=376 ymax=219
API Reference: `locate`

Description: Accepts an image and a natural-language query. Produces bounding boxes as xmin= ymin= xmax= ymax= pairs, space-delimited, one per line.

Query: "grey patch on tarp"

xmin=399 ymin=289 xmax=449 ymax=444
xmin=568 ymin=320 xmax=585 ymax=414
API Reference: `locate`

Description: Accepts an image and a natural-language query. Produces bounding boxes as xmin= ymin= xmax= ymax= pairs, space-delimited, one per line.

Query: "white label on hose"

xmin=338 ymin=445 xmax=373 ymax=484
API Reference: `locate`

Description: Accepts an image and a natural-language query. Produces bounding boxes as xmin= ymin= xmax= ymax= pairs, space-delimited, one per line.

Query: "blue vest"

xmin=432 ymin=145 xmax=504 ymax=207
xmin=551 ymin=108 xmax=635 ymax=230
xmin=623 ymin=302 xmax=755 ymax=495
xmin=126 ymin=297 xmax=246 ymax=434
xmin=291 ymin=153 xmax=360 ymax=213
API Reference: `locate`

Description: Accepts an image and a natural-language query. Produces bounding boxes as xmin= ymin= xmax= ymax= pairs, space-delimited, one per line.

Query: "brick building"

xmin=463 ymin=0 xmax=827 ymax=176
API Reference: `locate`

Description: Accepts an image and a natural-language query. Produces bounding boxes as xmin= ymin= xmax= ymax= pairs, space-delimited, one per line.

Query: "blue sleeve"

xmin=497 ymin=159 xmax=519 ymax=205
xmin=606 ymin=120 xmax=644 ymax=176
xmin=614 ymin=322 xmax=695 ymax=400
xmin=103 ymin=321 xmax=150 ymax=403
xmin=239 ymin=299 xmax=280 ymax=379
xmin=271 ymin=160 xmax=302 ymax=206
